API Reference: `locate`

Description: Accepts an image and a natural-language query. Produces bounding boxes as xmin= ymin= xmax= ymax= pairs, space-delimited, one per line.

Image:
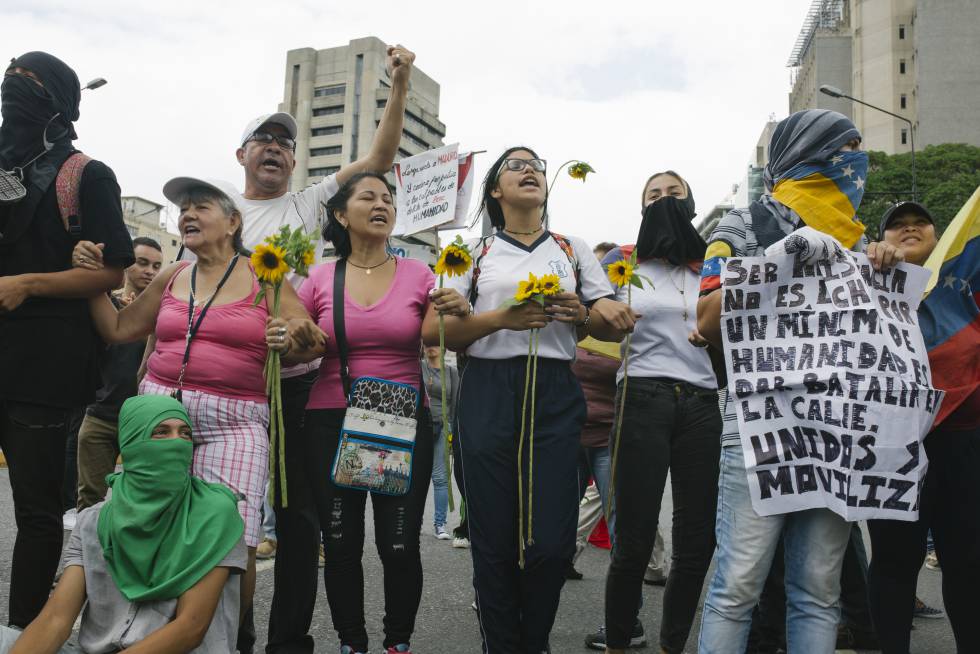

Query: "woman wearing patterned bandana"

xmin=695 ymin=109 xmax=903 ymax=654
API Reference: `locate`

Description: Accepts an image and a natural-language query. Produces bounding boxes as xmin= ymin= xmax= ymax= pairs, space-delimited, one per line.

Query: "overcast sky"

xmin=6 ymin=0 xmax=812 ymax=247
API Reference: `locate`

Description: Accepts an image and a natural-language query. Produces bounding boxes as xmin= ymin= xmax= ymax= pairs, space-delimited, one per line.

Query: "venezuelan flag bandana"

xmin=771 ymin=150 xmax=869 ymax=249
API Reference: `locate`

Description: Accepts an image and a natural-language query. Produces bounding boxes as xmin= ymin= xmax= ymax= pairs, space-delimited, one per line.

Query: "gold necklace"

xmin=346 ymin=254 xmax=392 ymax=275
xmin=666 ymin=265 xmax=689 ymax=321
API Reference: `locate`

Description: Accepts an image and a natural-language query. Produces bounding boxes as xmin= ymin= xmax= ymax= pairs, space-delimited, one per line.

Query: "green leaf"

xmin=253 ymin=288 xmax=266 ymax=306
xmin=499 ymin=297 xmax=521 ymax=309
xmin=629 ymin=274 xmax=643 ymax=289
xmin=628 ymin=249 xmax=638 ymax=266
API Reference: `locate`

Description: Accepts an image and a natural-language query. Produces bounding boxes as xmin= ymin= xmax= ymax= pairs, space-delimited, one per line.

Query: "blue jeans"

xmin=262 ymin=483 xmax=277 ymax=541
xmin=431 ymin=418 xmax=449 ymax=529
xmin=699 ymin=444 xmax=850 ymax=654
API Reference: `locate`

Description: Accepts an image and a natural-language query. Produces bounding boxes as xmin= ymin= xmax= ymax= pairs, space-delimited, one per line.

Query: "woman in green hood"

xmin=0 ymin=395 xmax=245 ymax=654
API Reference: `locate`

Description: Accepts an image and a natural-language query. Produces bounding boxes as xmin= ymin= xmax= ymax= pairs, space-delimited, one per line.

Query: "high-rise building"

xmin=787 ymin=0 xmax=853 ymax=119
xmin=279 ymin=36 xmax=446 ymax=190
xmin=786 ymin=0 xmax=980 ymax=154
xmin=279 ymin=36 xmax=447 ymax=262
xmin=121 ymin=196 xmax=181 ymax=263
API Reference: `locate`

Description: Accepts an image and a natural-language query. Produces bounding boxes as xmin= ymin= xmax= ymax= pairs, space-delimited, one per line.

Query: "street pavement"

xmin=0 ymin=469 xmax=956 ymax=653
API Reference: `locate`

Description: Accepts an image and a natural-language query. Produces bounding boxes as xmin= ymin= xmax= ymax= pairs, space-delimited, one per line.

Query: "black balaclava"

xmin=635 ymin=185 xmax=706 ymax=265
xmin=0 ymin=51 xmax=80 ymax=170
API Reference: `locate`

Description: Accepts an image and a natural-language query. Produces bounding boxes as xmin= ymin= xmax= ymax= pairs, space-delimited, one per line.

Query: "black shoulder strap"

xmin=332 ymin=259 xmax=351 ymax=401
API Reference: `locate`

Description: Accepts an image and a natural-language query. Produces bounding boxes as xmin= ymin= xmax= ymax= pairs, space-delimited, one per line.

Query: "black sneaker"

xmin=565 ymin=561 xmax=584 ymax=580
xmin=584 ymin=623 xmax=647 ymax=650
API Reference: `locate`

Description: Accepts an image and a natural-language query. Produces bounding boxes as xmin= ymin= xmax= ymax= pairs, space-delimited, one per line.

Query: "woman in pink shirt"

xmin=279 ymin=172 xmax=468 ymax=654
xmin=82 ymin=176 xmax=323 ymax=629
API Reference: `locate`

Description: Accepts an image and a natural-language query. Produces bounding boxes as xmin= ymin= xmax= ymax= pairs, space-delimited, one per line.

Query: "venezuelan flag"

xmin=771 ymin=150 xmax=867 ymax=249
xmin=919 ymin=185 xmax=980 ymax=427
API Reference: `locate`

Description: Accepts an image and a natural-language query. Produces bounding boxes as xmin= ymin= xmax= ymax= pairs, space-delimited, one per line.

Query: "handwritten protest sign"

xmin=436 ymin=151 xmax=477 ymax=231
xmin=393 ymin=143 xmax=460 ymax=236
xmin=721 ymin=253 xmax=943 ymax=522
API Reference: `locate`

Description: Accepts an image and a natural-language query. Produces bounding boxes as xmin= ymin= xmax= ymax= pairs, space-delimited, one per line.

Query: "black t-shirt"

xmin=0 ymin=159 xmax=134 ymax=408
xmin=87 ymin=298 xmax=145 ymax=422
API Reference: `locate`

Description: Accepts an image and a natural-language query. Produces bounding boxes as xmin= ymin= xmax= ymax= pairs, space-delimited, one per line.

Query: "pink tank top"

xmin=146 ymin=261 xmax=269 ymax=403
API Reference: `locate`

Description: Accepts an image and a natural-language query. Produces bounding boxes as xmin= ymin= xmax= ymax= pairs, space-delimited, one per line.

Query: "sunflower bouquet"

xmin=500 ymin=271 xmax=563 ymax=568
xmin=606 ymin=248 xmax=652 ymax=520
xmin=252 ymin=225 xmax=317 ymax=507
xmin=433 ymin=235 xmax=473 ymax=512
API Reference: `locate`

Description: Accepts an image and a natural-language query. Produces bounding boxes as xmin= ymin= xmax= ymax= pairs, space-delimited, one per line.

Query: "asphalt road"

xmin=0 ymin=469 xmax=956 ymax=653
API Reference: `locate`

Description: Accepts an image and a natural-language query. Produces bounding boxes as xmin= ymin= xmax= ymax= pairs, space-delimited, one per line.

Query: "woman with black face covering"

xmin=601 ymin=172 xmax=722 ymax=654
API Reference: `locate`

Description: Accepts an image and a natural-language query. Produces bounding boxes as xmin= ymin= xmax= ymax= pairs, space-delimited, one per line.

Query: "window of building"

xmin=900 ymin=93 xmax=907 ymax=109
xmin=898 ymin=24 xmax=906 ymax=39
xmin=899 ymin=59 xmax=906 ymax=74
xmin=310 ymin=146 xmax=342 ymax=157
xmin=901 ymin=128 xmax=908 ymax=145
xmin=377 ymin=99 xmax=387 ymax=109
xmin=402 ymin=129 xmax=428 ymax=150
xmin=314 ymin=84 xmax=345 ymax=98
xmin=312 ymin=106 xmax=343 ymax=117
xmin=171 ymin=239 xmax=178 ymax=247
xmin=309 ymin=166 xmax=340 ymax=178
xmin=379 ymin=79 xmax=390 ymax=89
xmin=397 ymin=147 xmax=412 ymax=158
xmin=311 ymin=126 xmax=343 ymax=136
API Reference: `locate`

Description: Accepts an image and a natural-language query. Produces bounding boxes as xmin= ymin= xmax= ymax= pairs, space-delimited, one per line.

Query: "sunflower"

xmin=435 ymin=243 xmax=472 ymax=277
xmin=536 ymin=273 xmax=562 ymax=296
xmin=606 ymin=258 xmax=634 ymax=288
xmin=252 ymin=242 xmax=290 ymax=284
xmin=567 ymin=162 xmax=595 ymax=182
xmin=301 ymin=247 xmax=315 ymax=267
xmin=515 ymin=273 xmax=539 ymax=302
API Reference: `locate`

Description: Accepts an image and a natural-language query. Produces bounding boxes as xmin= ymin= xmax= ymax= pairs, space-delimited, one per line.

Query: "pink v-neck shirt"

xmin=299 ymin=258 xmax=435 ymax=409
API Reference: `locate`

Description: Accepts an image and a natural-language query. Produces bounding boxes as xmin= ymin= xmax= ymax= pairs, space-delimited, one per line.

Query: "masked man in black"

xmin=0 ymin=51 xmax=133 ymax=627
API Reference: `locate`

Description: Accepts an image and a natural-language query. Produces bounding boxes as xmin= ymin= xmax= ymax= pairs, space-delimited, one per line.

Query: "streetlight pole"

xmin=820 ymin=84 xmax=916 ymax=201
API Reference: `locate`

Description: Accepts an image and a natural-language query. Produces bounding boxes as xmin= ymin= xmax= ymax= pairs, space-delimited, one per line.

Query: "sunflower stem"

xmin=527 ymin=328 xmax=539 ymax=547
xmin=438 ymin=274 xmax=455 ymax=512
xmin=517 ymin=330 xmax=533 ymax=570
xmin=607 ymin=284 xmax=631 ymax=523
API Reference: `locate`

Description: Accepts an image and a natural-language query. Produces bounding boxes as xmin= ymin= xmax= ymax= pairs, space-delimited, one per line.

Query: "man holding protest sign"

xmin=694 ymin=110 xmax=917 ymax=654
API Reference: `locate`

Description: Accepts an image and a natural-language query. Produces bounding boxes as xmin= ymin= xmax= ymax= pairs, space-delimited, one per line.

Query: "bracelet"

xmin=575 ymin=305 xmax=591 ymax=330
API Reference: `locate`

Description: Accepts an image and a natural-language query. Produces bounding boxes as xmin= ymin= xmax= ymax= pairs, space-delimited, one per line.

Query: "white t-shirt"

xmin=604 ymin=249 xmax=716 ymax=389
xmin=447 ymin=231 xmax=613 ymax=361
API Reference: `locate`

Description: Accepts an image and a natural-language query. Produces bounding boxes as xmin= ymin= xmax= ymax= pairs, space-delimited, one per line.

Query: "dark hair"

xmin=640 ymin=170 xmax=696 ymax=216
xmin=593 ymin=241 xmax=618 ymax=258
xmin=477 ymin=145 xmax=548 ymax=230
xmin=132 ymin=236 xmax=162 ymax=253
xmin=322 ymin=172 xmax=394 ymax=259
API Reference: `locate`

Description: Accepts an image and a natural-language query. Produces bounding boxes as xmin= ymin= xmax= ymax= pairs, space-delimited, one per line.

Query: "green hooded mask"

xmin=97 ymin=395 xmax=244 ymax=602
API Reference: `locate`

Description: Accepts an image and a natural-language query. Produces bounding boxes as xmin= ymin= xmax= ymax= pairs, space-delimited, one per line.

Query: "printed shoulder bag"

xmin=329 ymin=259 xmax=419 ymax=496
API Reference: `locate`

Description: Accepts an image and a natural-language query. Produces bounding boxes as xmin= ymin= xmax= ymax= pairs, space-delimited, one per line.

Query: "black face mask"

xmin=634 ymin=196 xmax=707 ymax=265
xmin=0 ymin=74 xmax=60 ymax=169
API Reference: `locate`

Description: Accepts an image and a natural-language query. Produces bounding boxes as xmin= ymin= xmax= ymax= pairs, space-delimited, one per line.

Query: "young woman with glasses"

xmin=427 ymin=146 xmax=636 ymax=654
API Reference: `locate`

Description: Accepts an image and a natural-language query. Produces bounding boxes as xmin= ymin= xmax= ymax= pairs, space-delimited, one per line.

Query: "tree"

xmin=857 ymin=143 xmax=980 ymax=239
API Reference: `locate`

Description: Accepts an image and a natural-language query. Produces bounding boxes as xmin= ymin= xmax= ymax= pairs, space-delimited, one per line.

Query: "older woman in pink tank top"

xmin=81 ymin=176 xmax=325 ymax=627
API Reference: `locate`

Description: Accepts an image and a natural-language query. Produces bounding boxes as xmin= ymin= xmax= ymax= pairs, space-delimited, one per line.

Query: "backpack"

xmin=55 ymin=152 xmax=93 ymax=239
xmin=467 ymin=231 xmax=581 ymax=307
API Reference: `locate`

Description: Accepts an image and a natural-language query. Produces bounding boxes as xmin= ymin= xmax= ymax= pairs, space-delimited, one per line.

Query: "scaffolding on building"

xmin=786 ymin=0 xmax=847 ymax=68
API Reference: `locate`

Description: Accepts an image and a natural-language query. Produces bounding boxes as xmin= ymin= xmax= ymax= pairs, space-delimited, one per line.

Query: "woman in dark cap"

xmin=600 ymin=171 xmax=722 ymax=654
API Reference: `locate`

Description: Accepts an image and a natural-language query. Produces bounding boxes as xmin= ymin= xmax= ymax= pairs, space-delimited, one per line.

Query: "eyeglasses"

xmin=496 ymin=158 xmax=547 ymax=178
xmin=246 ymin=131 xmax=296 ymax=151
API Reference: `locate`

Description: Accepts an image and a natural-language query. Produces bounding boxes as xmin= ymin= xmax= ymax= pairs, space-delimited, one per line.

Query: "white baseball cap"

xmin=162 ymin=177 xmax=246 ymax=217
xmin=239 ymin=112 xmax=298 ymax=147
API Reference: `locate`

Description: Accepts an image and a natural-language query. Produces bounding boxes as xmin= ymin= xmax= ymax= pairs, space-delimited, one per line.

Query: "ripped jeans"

xmin=304 ymin=407 xmax=434 ymax=652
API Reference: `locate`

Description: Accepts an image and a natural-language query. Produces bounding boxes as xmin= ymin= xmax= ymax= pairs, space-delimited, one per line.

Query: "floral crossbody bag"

xmin=329 ymin=259 xmax=419 ymax=496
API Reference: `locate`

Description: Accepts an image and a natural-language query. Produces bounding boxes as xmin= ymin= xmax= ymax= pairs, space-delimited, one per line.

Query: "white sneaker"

xmin=434 ymin=525 xmax=452 ymax=540
xmin=62 ymin=508 xmax=77 ymax=531
xmin=452 ymin=536 xmax=470 ymax=549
